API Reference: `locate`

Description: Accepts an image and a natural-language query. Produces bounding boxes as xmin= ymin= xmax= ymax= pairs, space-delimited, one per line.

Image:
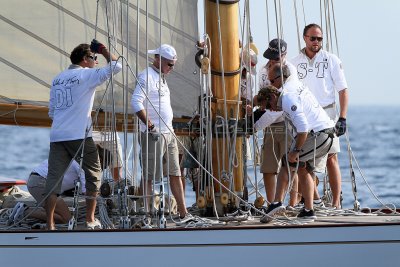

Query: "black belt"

xmin=30 ymin=172 xmax=40 ymax=176
xmin=311 ymin=127 xmax=335 ymax=135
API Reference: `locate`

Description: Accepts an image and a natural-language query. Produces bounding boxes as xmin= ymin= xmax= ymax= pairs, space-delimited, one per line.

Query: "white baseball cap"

xmin=148 ymin=44 xmax=177 ymax=60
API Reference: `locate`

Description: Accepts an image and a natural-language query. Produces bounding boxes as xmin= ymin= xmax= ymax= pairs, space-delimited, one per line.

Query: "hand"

xmin=287 ymin=151 xmax=299 ymax=164
xmin=148 ymin=126 xmax=160 ymax=141
xmin=90 ymin=39 xmax=106 ymax=54
xmin=335 ymin=117 xmax=346 ymax=137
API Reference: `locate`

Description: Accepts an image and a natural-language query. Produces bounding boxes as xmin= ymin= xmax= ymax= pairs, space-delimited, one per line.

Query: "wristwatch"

xmin=292 ymin=147 xmax=303 ymax=153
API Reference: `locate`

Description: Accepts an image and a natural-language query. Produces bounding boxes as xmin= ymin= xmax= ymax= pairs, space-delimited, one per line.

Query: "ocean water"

xmin=0 ymin=105 xmax=399 ymax=209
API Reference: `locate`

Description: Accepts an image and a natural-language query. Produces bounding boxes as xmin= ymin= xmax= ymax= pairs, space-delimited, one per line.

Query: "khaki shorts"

xmin=324 ymin=105 xmax=340 ymax=154
xmin=140 ymin=132 xmax=181 ymax=181
xmin=45 ymin=138 xmax=101 ymax=195
xmin=291 ymin=130 xmax=334 ymax=173
xmin=27 ymin=173 xmax=46 ymax=206
xmin=260 ymin=122 xmax=293 ymax=174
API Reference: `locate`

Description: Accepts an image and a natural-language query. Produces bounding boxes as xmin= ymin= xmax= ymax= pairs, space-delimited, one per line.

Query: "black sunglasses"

xmin=306 ymin=35 xmax=323 ymax=42
xmin=269 ymin=75 xmax=281 ymax=84
xmin=87 ymin=55 xmax=97 ymax=61
xmin=167 ymin=63 xmax=175 ymax=67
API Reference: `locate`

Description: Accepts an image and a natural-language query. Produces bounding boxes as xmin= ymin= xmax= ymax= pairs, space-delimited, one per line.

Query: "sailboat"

xmin=1 ymin=1 xmax=400 ymax=266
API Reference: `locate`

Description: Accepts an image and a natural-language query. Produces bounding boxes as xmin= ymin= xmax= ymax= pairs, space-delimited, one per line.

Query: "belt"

xmin=323 ymin=103 xmax=335 ymax=109
xmin=30 ymin=172 xmax=40 ymax=176
xmin=310 ymin=127 xmax=335 ymax=137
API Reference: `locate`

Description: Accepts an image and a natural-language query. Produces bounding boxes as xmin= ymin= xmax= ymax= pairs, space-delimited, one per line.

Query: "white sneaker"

xmin=86 ymin=218 xmax=102 ymax=230
xmin=313 ymin=199 xmax=326 ymax=209
xmin=176 ymin=213 xmax=195 ymax=226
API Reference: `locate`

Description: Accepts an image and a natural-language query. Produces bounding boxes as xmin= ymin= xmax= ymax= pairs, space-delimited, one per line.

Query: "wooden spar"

xmin=0 ymin=103 xmax=197 ymax=136
xmin=0 ymin=103 xmax=133 ymax=132
xmin=205 ymin=0 xmax=243 ymax=206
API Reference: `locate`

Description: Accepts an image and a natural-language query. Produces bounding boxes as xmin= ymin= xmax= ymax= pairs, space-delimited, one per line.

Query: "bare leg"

xmin=30 ymin=198 xmax=71 ymax=224
xmin=45 ymin=194 xmax=58 ymax=230
xmin=263 ymin=173 xmax=276 ymax=204
xmin=298 ymin=168 xmax=314 ymax=211
xmin=112 ymin=167 xmax=121 ymax=182
xmin=85 ymin=191 xmax=97 ymax=223
xmin=170 ymin=175 xmax=187 ymax=217
xmin=273 ymin=167 xmax=289 ymax=203
xmin=327 ymin=153 xmax=342 ymax=208
xmin=288 ymin=174 xmax=299 ymax=207
xmin=139 ymin=179 xmax=153 ymax=211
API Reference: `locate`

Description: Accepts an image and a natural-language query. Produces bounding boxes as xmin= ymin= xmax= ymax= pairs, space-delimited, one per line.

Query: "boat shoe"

xmin=86 ymin=218 xmax=103 ymax=230
xmin=175 ymin=213 xmax=195 ymax=226
xmin=260 ymin=202 xmax=286 ymax=223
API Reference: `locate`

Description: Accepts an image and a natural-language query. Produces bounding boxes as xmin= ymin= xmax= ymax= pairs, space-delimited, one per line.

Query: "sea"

xmin=0 ymin=105 xmax=399 ymax=209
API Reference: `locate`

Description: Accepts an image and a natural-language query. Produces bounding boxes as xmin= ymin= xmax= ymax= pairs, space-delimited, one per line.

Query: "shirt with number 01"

xmin=48 ymin=61 xmax=122 ymax=142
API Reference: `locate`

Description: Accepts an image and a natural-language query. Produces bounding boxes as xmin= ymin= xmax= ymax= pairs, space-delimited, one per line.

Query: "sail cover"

xmin=0 ymin=0 xmax=200 ymax=119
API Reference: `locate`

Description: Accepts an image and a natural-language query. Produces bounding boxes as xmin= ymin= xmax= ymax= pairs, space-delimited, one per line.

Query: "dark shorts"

xmin=45 ymin=138 xmax=101 ymax=195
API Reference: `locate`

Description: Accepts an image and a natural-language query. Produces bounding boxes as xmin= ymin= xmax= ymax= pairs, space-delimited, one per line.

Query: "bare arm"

xmin=101 ymin=47 xmax=118 ymax=63
xmin=136 ymin=109 xmax=153 ymax=128
xmin=338 ymin=88 xmax=348 ymax=118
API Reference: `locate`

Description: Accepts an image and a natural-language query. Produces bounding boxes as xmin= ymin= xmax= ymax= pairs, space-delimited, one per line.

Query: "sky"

xmin=198 ymin=0 xmax=400 ymax=106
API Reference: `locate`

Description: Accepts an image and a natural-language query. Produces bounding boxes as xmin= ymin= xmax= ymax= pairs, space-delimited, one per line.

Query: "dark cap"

xmin=263 ymin=38 xmax=287 ymax=60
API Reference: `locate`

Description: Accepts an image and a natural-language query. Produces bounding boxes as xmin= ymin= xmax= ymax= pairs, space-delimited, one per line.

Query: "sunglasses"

xmin=167 ymin=62 xmax=175 ymax=67
xmin=87 ymin=55 xmax=98 ymax=61
xmin=306 ymin=36 xmax=323 ymax=42
xmin=269 ymin=75 xmax=281 ymax=84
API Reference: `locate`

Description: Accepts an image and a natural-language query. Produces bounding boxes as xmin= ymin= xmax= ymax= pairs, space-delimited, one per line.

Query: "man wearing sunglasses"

xmin=46 ymin=39 xmax=122 ymax=230
xmin=131 ymin=44 xmax=192 ymax=225
xmin=290 ymin=24 xmax=349 ymax=209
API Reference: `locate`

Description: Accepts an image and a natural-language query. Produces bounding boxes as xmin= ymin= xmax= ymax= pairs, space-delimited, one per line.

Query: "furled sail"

xmin=0 ymin=0 xmax=200 ymax=127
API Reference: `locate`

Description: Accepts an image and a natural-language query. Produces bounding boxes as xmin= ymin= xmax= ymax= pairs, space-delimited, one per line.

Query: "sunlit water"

xmin=0 ymin=106 xmax=399 ymax=209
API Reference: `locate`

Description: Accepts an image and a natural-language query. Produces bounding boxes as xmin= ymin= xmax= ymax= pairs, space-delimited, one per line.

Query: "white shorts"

xmin=324 ymin=105 xmax=340 ymax=154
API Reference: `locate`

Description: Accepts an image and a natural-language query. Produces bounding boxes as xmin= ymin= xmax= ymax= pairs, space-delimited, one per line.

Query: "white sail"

xmin=0 ymin=0 xmax=200 ymax=119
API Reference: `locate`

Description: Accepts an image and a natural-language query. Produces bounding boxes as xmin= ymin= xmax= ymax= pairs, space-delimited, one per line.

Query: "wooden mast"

xmin=205 ymin=0 xmax=243 ymax=212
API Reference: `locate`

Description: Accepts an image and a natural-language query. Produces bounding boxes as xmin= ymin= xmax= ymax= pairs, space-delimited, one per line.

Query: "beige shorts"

xmin=27 ymin=173 xmax=46 ymax=206
xmin=260 ymin=122 xmax=293 ymax=174
xmin=324 ymin=105 xmax=340 ymax=154
xmin=140 ymin=132 xmax=181 ymax=181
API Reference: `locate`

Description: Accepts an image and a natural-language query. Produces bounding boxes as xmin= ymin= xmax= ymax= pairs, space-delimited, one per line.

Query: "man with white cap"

xmin=131 ymin=44 xmax=191 ymax=224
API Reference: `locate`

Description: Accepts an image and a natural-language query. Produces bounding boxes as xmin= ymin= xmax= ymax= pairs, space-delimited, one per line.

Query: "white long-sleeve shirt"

xmin=131 ymin=66 xmax=174 ymax=133
xmin=49 ymin=61 xmax=122 ymax=142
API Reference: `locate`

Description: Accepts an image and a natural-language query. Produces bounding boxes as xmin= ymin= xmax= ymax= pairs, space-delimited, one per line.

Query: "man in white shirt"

xmin=45 ymin=40 xmax=122 ymax=230
xmin=131 ymin=44 xmax=190 ymax=223
xmin=259 ymin=64 xmax=335 ymax=222
xmin=26 ymin=160 xmax=86 ymax=225
xmin=290 ymin=23 xmax=348 ymax=208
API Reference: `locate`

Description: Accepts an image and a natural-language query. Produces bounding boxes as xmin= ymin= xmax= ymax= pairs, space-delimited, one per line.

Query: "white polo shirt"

xmin=131 ymin=66 xmax=174 ymax=133
xmin=49 ymin=61 xmax=122 ymax=142
xmin=280 ymin=85 xmax=335 ymax=133
xmin=290 ymin=49 xmax=348 ymax=107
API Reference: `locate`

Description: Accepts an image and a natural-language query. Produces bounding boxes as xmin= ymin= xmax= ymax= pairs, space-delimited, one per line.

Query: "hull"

xmin=1 ymin=222 xmax=400 ymax=267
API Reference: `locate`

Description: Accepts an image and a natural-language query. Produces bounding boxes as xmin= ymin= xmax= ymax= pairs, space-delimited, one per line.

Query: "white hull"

xmin=1 ymin=223 xmax=400 ymax=267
